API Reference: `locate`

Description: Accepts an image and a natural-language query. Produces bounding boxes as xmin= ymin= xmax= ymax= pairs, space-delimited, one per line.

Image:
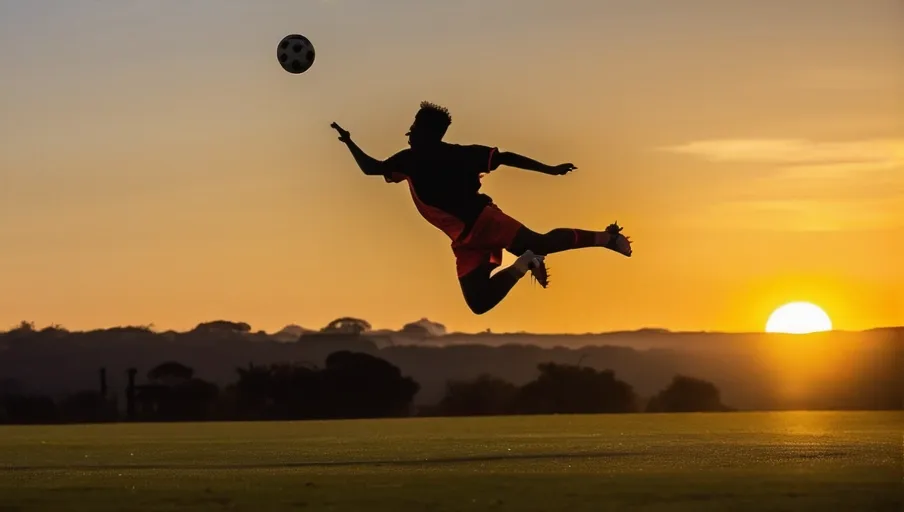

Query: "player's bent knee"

xmin=459 ymin=282 xmax=493 ymax=315
xmin=470 ymin=303 xmax=492 ymax=315
xmin=463 ymin=294 xmax=493 ymax=315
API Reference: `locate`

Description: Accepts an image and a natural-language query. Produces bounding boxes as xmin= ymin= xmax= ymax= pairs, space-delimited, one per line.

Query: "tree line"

xmin=4 ymin=319 xmax=899 ymax=419
xmin=0 ymin=350 xmax=731 ymax=424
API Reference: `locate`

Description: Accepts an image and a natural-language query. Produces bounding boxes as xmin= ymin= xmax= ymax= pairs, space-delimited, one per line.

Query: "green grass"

xmin=0 ymin=411 xmax=900 ymax=511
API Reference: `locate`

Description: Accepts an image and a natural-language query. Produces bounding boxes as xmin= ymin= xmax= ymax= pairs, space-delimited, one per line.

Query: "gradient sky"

xmin=2 ymin=0 xmax=902 ymax=334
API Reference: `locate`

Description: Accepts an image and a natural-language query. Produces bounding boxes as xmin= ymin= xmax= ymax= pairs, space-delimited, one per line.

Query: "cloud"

xmin=674 ymin=196 xmax=904 ymax=232
xmin=659 ymin=138 xmax=904 ymax=170
xmin=659 ymin=138 xmax=904 ymax=231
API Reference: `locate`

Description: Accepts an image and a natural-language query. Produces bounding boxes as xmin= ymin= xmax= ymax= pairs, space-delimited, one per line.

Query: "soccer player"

xmin=331 ymin=101 xmax=632 ymax=315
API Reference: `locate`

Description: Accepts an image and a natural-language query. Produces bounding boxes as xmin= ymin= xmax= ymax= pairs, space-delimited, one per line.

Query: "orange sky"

xmin=1 ymin=1 xmax=902 ymax=334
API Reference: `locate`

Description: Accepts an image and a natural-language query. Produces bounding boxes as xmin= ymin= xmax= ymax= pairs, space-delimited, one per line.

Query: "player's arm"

xmin=345 ymin=140 xmax=387 ymax=176
xmin=493 ymin=150 xmax=576 ymax=176
xmin=330 ymin=122 xmax=387 ymax=176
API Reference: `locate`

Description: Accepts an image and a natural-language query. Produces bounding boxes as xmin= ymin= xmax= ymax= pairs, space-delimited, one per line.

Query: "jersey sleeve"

xmin=456 ymin=144 xmax=500 ymax=174
xmin=382 ymin=149 xmax=410 ymax=183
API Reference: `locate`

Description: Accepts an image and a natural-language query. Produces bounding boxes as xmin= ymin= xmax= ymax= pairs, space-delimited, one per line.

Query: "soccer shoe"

xmin=513 ymin=251 xmax=550 ymax=288
xmin=529 ymin=257 xmax=550 ymax=289
xmin=604 ymin=221 xmax=632 ymax=257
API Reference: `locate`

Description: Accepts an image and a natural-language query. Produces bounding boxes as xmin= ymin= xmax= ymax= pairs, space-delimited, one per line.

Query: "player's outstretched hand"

xmin=330 ymin=122 xmax=351 ymax=143
xmin=547 ymin=163 xmax=577 ymax=175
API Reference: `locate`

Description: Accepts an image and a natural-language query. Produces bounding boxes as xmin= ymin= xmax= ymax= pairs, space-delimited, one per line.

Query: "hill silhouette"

xmin=1 ymin=319 xmax=900 ymax=417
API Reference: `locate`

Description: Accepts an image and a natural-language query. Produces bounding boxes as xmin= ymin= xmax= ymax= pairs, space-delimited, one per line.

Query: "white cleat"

xmin=515 ymin=251 xmax=549 ymax=288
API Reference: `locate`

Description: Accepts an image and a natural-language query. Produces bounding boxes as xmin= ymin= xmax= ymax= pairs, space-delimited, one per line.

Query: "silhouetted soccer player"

xmin=331 ymin=101 xmax=632 ymax=314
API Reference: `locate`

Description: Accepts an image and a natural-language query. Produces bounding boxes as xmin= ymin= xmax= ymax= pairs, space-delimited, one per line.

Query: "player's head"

xmin=407 ymin=101 xmax=451 ymax=146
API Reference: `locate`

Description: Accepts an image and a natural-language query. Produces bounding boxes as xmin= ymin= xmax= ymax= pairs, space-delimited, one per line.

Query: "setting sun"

xmin=765 ymin=302 xmax=833 ymax=334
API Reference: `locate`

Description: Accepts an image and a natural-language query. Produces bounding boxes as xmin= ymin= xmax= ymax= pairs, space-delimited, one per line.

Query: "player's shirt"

xmin=382 ymin=142 xmax=499 ymax=241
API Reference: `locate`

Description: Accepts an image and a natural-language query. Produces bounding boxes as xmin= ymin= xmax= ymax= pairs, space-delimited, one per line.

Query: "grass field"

xmin=0 ymin=411 xmax=900 ymax=511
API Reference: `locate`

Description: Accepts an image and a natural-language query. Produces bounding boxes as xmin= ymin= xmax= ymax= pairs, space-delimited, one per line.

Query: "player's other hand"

xmin=330 ymin=122 xmax=351 ymax=143
xmin=605 ymin=222 xmax=633 ymax=258
xmin=547 ymin=163 xmax=577 ymax=175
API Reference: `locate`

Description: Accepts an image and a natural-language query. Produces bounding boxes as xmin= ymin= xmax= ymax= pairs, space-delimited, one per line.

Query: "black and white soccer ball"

xmin=277 ymin=34 xmax=315 ymax=74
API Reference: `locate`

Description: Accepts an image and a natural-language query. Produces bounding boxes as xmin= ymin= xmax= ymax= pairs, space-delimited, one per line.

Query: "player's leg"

xmin=457 ymin=252 xmax=545 ymax=315
xmin=507 ymin=224 xmax=633 ymax=258
xmin=452 ymin=204 xmax=549 ymax=292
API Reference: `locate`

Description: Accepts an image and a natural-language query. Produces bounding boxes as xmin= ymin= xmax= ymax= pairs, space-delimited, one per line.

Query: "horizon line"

xmin=5 ymin=321 xmax=900 ymax=337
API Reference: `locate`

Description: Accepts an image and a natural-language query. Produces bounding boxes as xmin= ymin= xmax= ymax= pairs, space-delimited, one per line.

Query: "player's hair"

xmin=415 ymin=101 xmax=452 ymax=138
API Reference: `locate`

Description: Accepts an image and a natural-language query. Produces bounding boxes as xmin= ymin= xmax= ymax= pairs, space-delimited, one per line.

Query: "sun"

xmin=765 ymin=302 xmax=833 ymax=334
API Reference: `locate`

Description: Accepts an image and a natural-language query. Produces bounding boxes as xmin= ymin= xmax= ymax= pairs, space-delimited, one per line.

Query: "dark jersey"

xmin=382 ymin=143 xmax=499 ymax=241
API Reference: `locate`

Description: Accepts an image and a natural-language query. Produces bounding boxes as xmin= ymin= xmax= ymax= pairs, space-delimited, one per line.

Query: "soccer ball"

xmin=277 ymin=34 xmax=315 ymax=74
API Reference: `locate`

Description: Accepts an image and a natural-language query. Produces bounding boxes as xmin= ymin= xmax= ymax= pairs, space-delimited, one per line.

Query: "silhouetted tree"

xmin=400 ymin=318 xmax=447 ymax=337
xmin=5 ymin=321 xmax=37 ymax=339
xmin=231 ymin=362 xmax=324 ymax=420
xmin=229 ymin=353 xmax=418 ymax=420
xmin=270 ymin=362 xmax=324 ymax=419
xmin=133 ymin=362 xmax=219 ymax=421
xmin=321 ymin=318 xmax=372 ymax=335
xmin=321 ymin=351 xmax=420 ymax=418
xmin=438 ymin=374 xmax=519 ymax=416
xmin=57 ymin=390 xmax=116 ymax=423
xmin=11 ymin=321 xmax=36 ymax=333
xmin=193 ymin=320 xmax=252 ymax=334
xmin=514 ymin=363 xmax=638 ymax=414
xmin=148 ymin=361 xmax=194 ymax=384
xmin=232 ymin=363 xmax=274 ymax=418
xmin=39 ymin=324 xmax=68 ymax=336
xmin=645 ymin=375 xmax=732 ymax=412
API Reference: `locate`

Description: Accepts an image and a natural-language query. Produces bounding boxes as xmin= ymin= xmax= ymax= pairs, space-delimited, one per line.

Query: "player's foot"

xmin=529 ymin=257 xmax=550 ymax=288
xmin=513 ymin=250 xmax=549 ymax=287
xmin=602 ymin=221 xmax=632 ymax=257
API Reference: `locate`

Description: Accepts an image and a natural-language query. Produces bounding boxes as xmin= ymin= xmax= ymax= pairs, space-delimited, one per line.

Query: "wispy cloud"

xmin=659 ymin=138 xmax=904 ymax=231
xmin=673 ymin=197 xmax=904 ymax=232
xmin=659 ymin=138 xmax=904 ymax=171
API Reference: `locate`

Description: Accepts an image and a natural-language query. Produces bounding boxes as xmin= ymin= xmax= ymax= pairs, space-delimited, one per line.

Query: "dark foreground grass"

xmin=0 ymin=411 xmax=900 ymax=511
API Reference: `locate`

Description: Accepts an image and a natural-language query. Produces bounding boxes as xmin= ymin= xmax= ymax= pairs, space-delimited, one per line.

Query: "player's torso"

xmin=398 ymin=145 xmax=491 ymax=228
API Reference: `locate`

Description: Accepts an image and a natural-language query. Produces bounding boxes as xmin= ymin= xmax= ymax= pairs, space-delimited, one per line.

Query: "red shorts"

xmin=451 ymin=204 xmax=524 ymax=278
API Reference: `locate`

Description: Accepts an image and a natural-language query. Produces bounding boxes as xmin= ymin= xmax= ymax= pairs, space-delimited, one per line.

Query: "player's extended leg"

xmin=458 ymin=251 xmax=545 ymax=315
xmin=507 ymin=224 xmax=633 ymax=258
